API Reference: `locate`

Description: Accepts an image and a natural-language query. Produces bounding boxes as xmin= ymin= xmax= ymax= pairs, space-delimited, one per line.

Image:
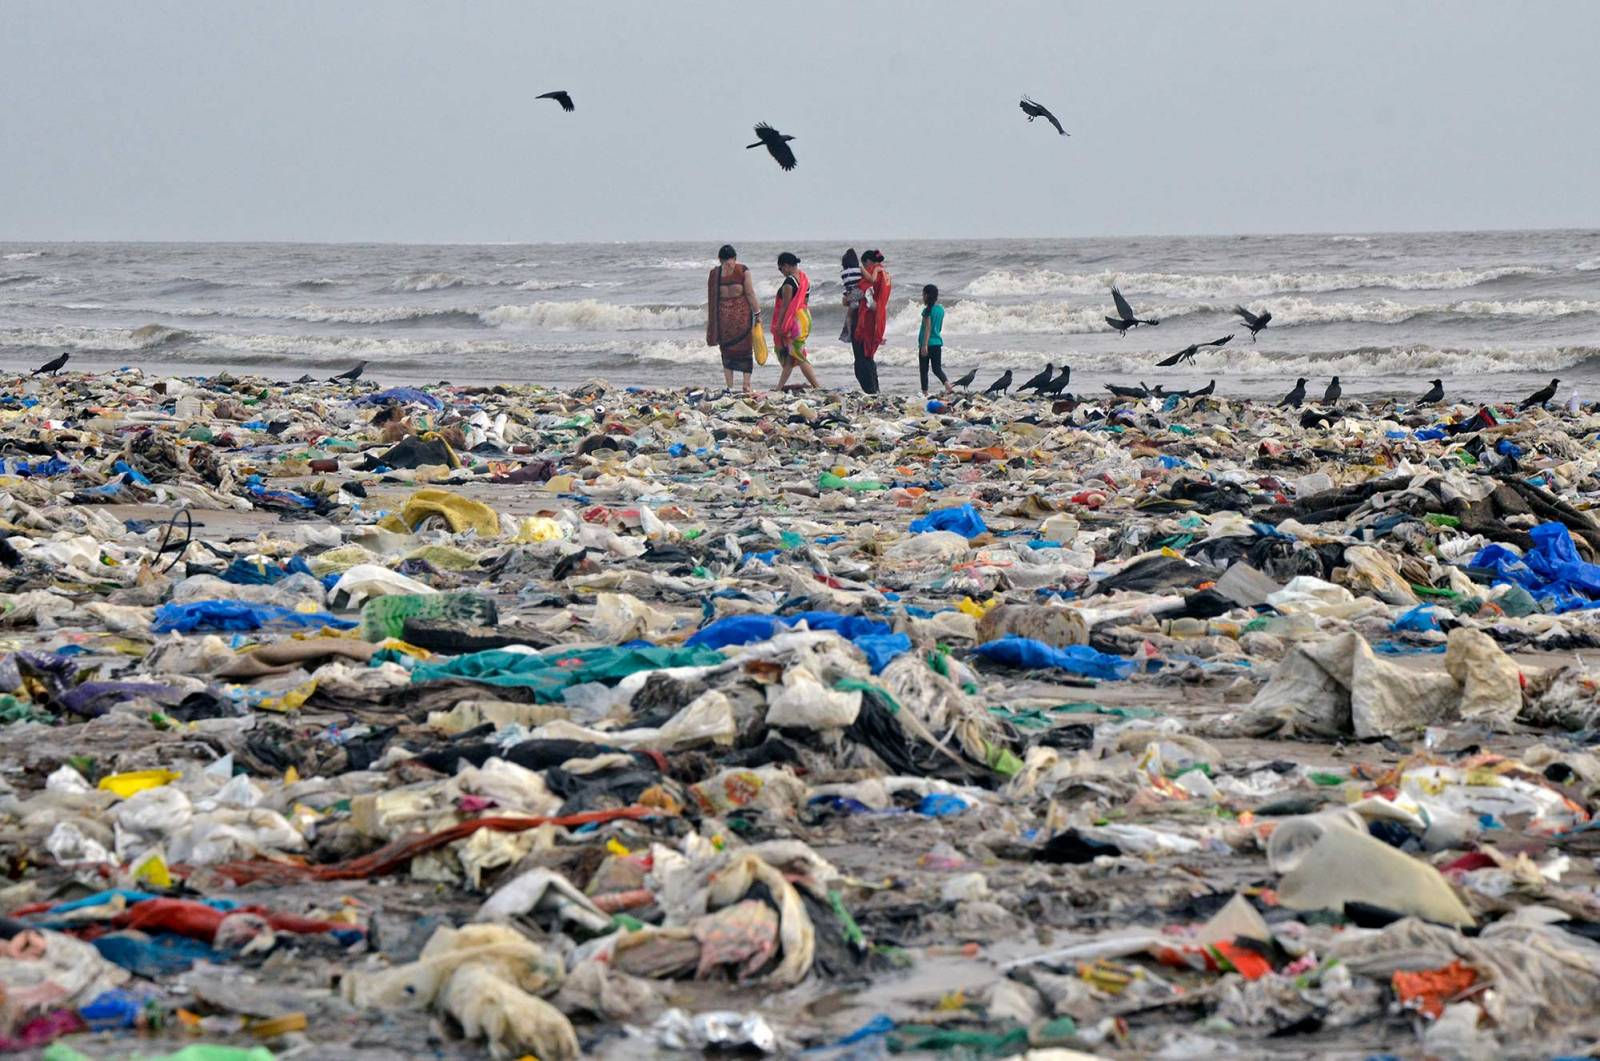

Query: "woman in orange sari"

xmin=705 ymin=244 xmax=760 ymax=392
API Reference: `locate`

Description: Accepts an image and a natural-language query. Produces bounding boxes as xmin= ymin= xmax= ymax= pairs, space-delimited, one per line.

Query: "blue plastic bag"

xmin=685 ymin=614 xmax=784 ymax=649
xmin=853 ymin=632 xmax=912 ymax=674
xmin=1391 ymin=604 xmax=1440 ymax=633
xmin=916 ymin=792 xmax=972 ymax=817
xmin=971 ymin=635 xmax=1134 ymax=680
xmin=152 ymin=600 xmax=356 ymax=634
xmin=909 ymin=504 xmax=988 ymax=540
xmin=1470 ymin=523 xmax=1600 ymax=613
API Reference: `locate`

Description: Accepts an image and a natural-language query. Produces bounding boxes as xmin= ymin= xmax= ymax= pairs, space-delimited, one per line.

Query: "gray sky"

xmin=4 ymin=0 xmax=1597 ymax=242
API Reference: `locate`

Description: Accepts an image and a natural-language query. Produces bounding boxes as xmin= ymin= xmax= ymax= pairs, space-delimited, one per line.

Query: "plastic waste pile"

xmin=4 ymin=368 xmax=1600 ymax=1054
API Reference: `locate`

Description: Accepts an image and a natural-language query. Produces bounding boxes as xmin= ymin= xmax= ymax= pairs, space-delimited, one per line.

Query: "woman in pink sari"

xmin=772 ymin=252 xmax=820 ymax=390
xmin=851 ymin=249 xmax=891 ymax=394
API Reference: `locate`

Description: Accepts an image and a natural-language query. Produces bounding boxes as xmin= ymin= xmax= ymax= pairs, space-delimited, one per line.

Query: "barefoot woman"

xmin=706 ymin=244 xmax=760 ymax=392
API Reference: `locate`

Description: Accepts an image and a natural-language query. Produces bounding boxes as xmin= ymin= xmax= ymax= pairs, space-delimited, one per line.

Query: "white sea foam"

xmin=962 ymin=266 xmax=1545 ymax=299
xmin=885 ymin=294 xmax=1600 ymax=337
xmin=390 ymin=272 xmax=471 ymax=292
xmin=1 ymin=252 xmax=43 ymax=260
xmin=644 ymin=258 xmax=712 ymax=270
xmin=1577 ymin=256 xmax=1600 ymax=272
xmin=481 ymin=299 xmax=702 ymax=331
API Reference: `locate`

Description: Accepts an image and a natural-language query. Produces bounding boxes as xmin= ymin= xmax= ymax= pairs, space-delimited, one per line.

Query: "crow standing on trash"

xmin=329 ymin=361 xmax=367 ymax=383
xmin=983 ymin=369 xmax=1013 ymax=395
xmin=1519 ymin=378 xmax=1560 ymax=410
xmin=1278 ymin=378 xmax=1307 ymax=408
xmin=1018 ymin=363 xmax=1055 ymax=393
xmin=1418 ymin=379 xmax=1444 ymax=406
xmin=1038 ymin=366 xmax=1072 ymax=395
xmin=951 ymin=368 xmax=978 ymax=389
xmin=31 ymin=351 xmax=68 ymax=376
xmin=1323 ymin=376 xmax=1341 ymax=404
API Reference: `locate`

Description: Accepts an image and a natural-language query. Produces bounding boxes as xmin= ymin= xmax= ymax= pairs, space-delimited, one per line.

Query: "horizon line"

xmin=2 ymin=224 xmax=1596 ymax=248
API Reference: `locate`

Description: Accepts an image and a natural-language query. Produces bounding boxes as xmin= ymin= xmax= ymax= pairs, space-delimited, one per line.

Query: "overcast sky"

xmin=3 ymin=1 xmax=1597 ymax=242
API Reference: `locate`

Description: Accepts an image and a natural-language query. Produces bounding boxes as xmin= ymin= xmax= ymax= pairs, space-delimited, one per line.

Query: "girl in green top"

xmin=918 ymin=284 xmax=950 ymax=393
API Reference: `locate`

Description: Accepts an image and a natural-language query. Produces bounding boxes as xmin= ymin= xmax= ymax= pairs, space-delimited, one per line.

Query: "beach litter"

xmin=4 ymin=368 xmax=1600 ymax=1054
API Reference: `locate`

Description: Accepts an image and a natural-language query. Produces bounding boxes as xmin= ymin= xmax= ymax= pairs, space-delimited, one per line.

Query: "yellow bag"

xmin=751 ymin=321 xmax=770 ymax=366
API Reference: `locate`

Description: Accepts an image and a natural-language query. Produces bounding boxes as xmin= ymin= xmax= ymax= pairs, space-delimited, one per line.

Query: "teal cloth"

xmin=410 ymin=645 xmax=727 ymax=701
xmin=920 ymin=303 xmax=944 ymax=347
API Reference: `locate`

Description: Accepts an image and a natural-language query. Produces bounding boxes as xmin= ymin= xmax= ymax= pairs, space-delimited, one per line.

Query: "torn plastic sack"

xmin=341 ymin=922 xmax=578 ymax=1060
xmin=1267 ymin=809 xmax=1474 ymax=926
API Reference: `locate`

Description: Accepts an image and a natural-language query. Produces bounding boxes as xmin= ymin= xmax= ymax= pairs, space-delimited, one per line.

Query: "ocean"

xmin=2 ymin=230 xmax=1597 ymax=399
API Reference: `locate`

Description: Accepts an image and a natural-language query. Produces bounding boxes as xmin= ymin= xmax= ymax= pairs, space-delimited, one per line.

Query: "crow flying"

xmin=1323 ymin=376 xmax=1341 ymax=403
xmin=1156 ymin=335 xmax=1231 ymax=367
xmin=952 ymin=368 xmax=978 ymax=389
xmin=1018 ymin=363 xmax=1054 ymax=393
xmin=747 ymin=123 xmax=797 ymax=171
xmin=329 ymin=361 xmax=367 ymax=383
xmin=31 ymin=351 xmax=68 ymax=376
xmin=1418 ymin=379 xmax=1444 ymax=405
xmin=1278 ymin=378 xmax=1307 ymax=408
xmin=536 ymin=91 xmax=575 ymax=112
xmin=1519 ymin=378 xmax=1560 ymax=410
xmin=1233 ymin=305 xmax=1272 ymax=341
xmin=1019 ymin=95 xmax=1068 ymax=135
xmin=983 ymin=370 xmax=1013 ymax=395
xmin=1105 ymin=286 xmax=1159 ymax=336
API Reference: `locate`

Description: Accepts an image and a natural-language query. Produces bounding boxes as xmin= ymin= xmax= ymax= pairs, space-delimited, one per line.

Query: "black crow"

xmin=1182 ymin=379 xmax=1216 ymax=399
xmin=1019 ymin=95 xmax=1068 ymax=135
xmin=952 ymin=368 xmax=978 ymax=389
xmin=1161 ymin=333 xmax=1234 ymax=365
xmin=536 ymin=90 xmax=575 ymax=112
xmin=1018 ymin=363 xmax=1054 ymax=393
xmin=1158 ymin=343 xmax=1200 ymax=367
xmin=1418 ymin=379 xmax=1444 ymax=405
xmin=1038 ymin=367 xmax=1072 ymax=395
xmin=31 ymin=351 xmax=68 ymax=376
xmin=1234 ymin=305 xmax=1272 ymax=341
xmin=1278 ymin=378 xmax=1307 ymax=408
xmin=1104 ymin=382 xmax=1151 ymax=399
xmin=1105 ymin=286 xmax=1159 ymax=336
xmin=329 ymin=361 xmax=368 ymax=383
xmin=747 ymin=123 xmax=797 ymax=171
xmin=1519 ymin=378 xmax=1560 ymax=410
xmin=983 ymin=370 xmax=1013 ymax=395
xmin=1323 ymin=376 xmax=1341 ymax=403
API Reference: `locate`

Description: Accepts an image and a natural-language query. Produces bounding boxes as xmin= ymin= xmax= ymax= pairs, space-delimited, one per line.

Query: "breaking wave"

xmin=962 ymin=266 xmax=1547 ymax=299
xmin=390 ymin=272 xmax=471 ymax=292
xmin=481 ymin=299 xmax=703 ymax=331
xmin=1577 ymin=256 xmax=1600 ymax=272
xmin=886 ymin=295 xmax=1600 ymax=337
xmin=1 ymin=252 xmax=44 ymax=261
